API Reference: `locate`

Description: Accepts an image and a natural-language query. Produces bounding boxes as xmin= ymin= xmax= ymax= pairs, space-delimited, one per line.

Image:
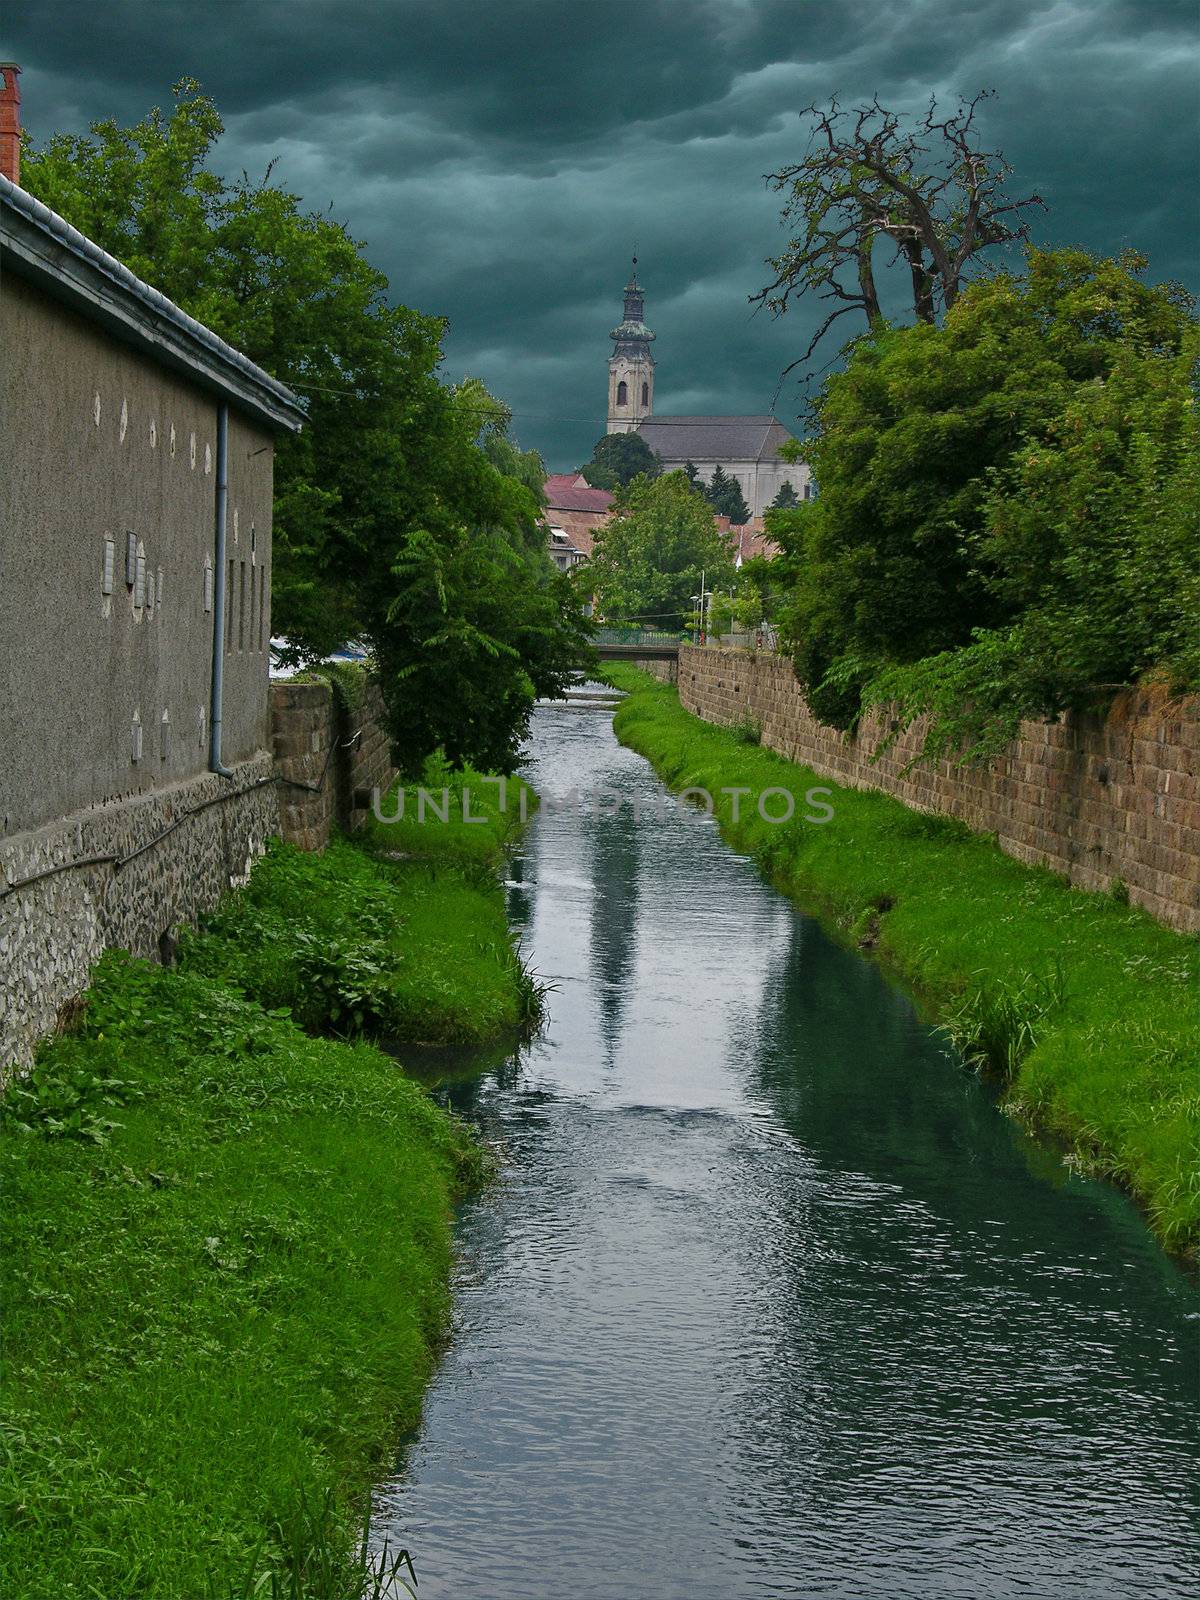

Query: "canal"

xmin=372 ymin=688 xmax=1199 ymax=1599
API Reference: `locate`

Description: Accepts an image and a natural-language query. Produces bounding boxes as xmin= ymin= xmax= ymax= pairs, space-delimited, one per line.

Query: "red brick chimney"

xmin=1 ymin=63 xmax=21 ymax=186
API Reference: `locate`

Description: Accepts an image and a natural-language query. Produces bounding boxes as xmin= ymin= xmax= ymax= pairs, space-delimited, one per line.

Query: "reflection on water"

xmin=373 ymin=688 xmax=1199 ymax=1599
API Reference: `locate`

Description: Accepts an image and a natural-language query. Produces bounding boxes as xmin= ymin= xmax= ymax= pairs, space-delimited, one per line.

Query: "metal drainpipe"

xmin=209 ymin=402 xmax=234 ymax=777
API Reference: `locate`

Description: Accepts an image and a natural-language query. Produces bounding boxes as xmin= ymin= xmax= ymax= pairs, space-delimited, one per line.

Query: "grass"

xmin=181 ymin=753 xmax=543 ymax=1044
xmin=2 ymin=759 xmax=539 ymax=1596
xmin=1 ymin=955 xmax=484 ymax=1599
xmin=604 ymin=664 xmax=1200 ymax=1255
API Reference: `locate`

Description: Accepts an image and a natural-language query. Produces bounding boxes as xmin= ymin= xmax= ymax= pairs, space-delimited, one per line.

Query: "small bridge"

xmin=591 ymin=627 xmax=682 ymax=663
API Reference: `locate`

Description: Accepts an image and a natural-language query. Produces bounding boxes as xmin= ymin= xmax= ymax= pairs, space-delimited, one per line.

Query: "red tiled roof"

xmin=544 ymin=473 xmax=615 ymax=514
xmin=544 ymin=507 xmax=602 ymax=556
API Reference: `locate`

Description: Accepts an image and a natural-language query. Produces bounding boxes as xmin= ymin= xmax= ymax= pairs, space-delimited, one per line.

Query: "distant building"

xmin=603 ymin=263 xmax=813 ymax=519
xmin=543 ymin=472 xmax=614 ymax=572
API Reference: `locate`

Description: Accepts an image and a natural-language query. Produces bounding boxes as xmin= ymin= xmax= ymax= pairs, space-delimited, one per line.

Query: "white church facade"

xmin=605 ymin=265 xmax=812 ymax=520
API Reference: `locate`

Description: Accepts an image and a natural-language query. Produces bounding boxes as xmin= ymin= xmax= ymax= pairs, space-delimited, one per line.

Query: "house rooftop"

xmin=0 ymin=174 xmax=306 ymax=434
xmin=544 ymin=473 xmax=615 ymax=514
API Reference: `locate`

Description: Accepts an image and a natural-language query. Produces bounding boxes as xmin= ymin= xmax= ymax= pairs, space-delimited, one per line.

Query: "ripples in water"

xmin=372 ymin=691 xmax=1199 ymax=1599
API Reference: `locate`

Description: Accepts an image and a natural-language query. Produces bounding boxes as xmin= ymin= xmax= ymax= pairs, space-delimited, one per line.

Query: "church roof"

xmin=637 ymin=415 xmax=793 ymax=462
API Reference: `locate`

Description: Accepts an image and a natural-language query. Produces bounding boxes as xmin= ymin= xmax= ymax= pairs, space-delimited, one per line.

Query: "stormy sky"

xmin=4 ymin=1 xmax=1196 ymax=468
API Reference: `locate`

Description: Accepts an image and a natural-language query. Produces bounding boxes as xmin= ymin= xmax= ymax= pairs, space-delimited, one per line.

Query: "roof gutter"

xmin=0 ymin=176 xmax=305 ymax=434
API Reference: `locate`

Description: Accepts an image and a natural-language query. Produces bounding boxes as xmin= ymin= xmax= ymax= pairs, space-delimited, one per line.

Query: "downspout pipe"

xmin=209 ymin=401 xmax=234 ymax=777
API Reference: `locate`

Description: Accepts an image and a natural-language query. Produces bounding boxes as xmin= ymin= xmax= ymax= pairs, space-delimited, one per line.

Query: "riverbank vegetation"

xmin=749 ymin=97 xmax=1198 ymax=762
xmin=605 ymin=666 xmax=1199 ymax=1255
xmin=2 ymin=787 xmax=534 ymax=1597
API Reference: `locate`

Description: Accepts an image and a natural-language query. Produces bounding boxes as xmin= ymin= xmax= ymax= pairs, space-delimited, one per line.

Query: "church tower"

xmin=606 ymin=261 xmax=655 ymax=433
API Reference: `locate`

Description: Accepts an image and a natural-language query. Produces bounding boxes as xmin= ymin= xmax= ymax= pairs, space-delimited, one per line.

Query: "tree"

xmin=24 ymin=81 xmax=589 ymax=774
xmin=702 ymin=464 xmax=751 ymax=524
xmin=589 ymin=471 xmax=735 ymax=629
xmin=755 ymin=93 xmax=1044 ymax=371
xmin=579 ymin=430 xmax=661 ymax=489
xmin=769 ymin=480 xmax=799 ymax=510
xmin=768 ymin=247 xmax=1199 ymax=746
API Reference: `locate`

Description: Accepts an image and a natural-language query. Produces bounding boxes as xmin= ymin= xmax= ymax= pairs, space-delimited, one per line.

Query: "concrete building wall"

xmin=675 ymin=646 xmax=1200 ymax=932
xmin=0 ymin=273 xmax=275 ymax=838
xmin=656 ymin=456 xmax=811 ymax=519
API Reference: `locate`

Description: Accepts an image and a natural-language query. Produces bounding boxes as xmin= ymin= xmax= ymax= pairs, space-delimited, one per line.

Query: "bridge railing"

xmin=592 ymin=626 xmax=683 ymax=649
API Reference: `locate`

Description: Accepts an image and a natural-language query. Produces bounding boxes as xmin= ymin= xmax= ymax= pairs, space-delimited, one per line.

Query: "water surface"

xmin=373 ymin=690 xmax=1198 ymax=1599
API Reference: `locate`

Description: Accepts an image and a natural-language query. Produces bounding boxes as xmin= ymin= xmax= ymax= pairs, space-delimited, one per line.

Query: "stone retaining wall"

xmin=271 ymin=678 xmax=397 ymax=852
xmin=0 ymin=756 xmax=278 ymax=1075
xmin=675 ymin=646 xmax=1199 ymax=933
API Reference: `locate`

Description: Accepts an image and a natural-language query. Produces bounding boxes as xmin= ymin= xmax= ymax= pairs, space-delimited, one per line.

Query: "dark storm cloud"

xmin=5 ymin=0 xmax=1196 ymax=466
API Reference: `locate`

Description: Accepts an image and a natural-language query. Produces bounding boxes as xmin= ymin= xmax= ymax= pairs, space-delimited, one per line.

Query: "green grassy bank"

xmin=606 ymin=665 xmax=1199 ymax=1255
xmin=1 ymin=771 xmax=532 ymax=1599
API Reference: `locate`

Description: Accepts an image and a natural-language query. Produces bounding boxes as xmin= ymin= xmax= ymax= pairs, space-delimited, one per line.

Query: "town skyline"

xmin=3 ymin=0 xmax=1197 ymax=469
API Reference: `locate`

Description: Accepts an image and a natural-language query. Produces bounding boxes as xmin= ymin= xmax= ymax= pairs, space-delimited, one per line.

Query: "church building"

xmin=605 ymin=264 xmax=812 ymax=520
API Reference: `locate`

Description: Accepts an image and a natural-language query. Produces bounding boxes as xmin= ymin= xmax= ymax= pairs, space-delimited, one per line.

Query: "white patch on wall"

xmin=93 ymin=392 xmax=102 ymax=427
xmin=170 ymin=424 xmax=177 ymax=458
xmin=198 ymin=706 xmax=207 ymax=749
xmin=160 ymin=710 xmax=171 ymax=762
xmin=149 ymin=419 xmax=157 ymax=449
xmin=157 ymin=568 xmax=164 ymax=608
xmin=131 ymin=710 xmax=143 ymax=764
xmin=233 ymin=507 xmax=239 ymax=543
xmin=189 ymin=432 xmax=197 ymax=470
xmin=203 ymin=556 xmax=214 ymax=613
xmin=204 ymin=443 xmax=212 ymax=476
xmin=119 ymin=397 xmax=128 ymax=444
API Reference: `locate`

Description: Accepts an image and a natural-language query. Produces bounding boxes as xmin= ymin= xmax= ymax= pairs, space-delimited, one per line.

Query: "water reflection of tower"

xmin=586 ymin=775 xmax=641 ymax=1067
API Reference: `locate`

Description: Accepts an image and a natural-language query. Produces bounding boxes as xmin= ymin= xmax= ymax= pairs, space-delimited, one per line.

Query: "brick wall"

xmin=271 ymin=678 xmax=397 ymax=852
xmin=674 ymin=646 xmax=1199 ymax=933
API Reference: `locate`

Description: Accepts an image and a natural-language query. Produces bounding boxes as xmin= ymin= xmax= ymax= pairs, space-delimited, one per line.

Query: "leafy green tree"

xmin=769 ymin=481 xmax=800 ymax=509
xmin=579 ymin=430 xmax=661 ymax=489
xmin=769 ymin=247 xmax=1199 ymax=745
xmin=589 ymin=471 xmax=735 ymax=630
xmin=701 ymin=464 xmax=751 ymax=524
xmin=24 ymin=81 xmax=588 ymax=773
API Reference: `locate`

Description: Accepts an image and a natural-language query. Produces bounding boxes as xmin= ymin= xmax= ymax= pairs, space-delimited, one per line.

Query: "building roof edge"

xmin=0 ymin=175 xmax=306 ymax=433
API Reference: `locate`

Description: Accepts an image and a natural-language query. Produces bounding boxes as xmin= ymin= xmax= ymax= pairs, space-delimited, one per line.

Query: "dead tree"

xmin=754 ymin=92 xmax=1044 ymax=373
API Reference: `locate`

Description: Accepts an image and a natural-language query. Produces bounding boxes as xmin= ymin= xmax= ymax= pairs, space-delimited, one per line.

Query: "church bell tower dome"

xmin=606 ymin=258 xmax=655 ymax=434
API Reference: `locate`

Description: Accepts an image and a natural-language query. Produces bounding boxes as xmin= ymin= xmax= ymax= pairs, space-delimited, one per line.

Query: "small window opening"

xmin=617 ymin=380 xmax=628 ymax=405
xmin=641 ymin=382 xmax=648 ymax=407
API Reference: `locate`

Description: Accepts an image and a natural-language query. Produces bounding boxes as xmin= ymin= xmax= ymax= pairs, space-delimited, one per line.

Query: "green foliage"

xmin=589 ymin=470 xmax=736 ymax=629
xmin=940 ymin=965 xmax=1068 ymax=1080
xmin=1 ymin=951 xmax=482 ymax=1599
xmin=770 ymin=248 xmax=1200 ymax=747
xmin=1 ymin=1046 xmax=137 ymax=1145
xmin=605 ymin=666 xmax=1200 ymax=1253
xmin=182 ymin=831 xmax=539 ymax=1045
xmin=701 ymin=463 xmax=751 ymax=524
xmin=579 ymin=430 xmax=661 ymax=489
xmin=769 ymin=480 xmax=800 ymax=509
xmin=22 ymin=81 xmax=588 ymax=776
